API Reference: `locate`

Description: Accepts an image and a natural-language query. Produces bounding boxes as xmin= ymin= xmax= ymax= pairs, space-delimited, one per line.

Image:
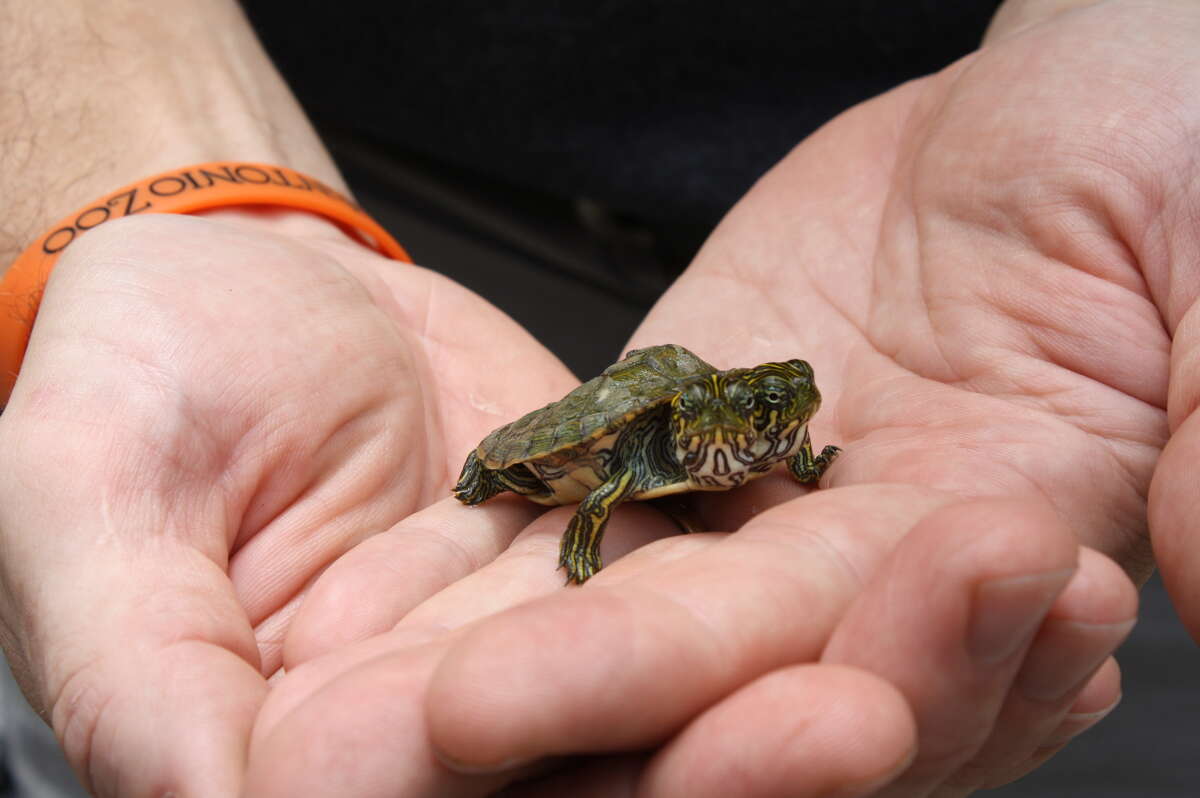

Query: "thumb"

xmin=15 ymin=552 xmax=262 ymax=792
xmin=0 ymin=471 xmax=265 ymax=797
xmin=0 ymin=295 xmax=265 ymax=795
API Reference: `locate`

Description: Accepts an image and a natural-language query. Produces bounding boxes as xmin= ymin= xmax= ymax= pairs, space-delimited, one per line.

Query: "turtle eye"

xmin=675 ymin=394 xmax=698 ymax=418
xmin=756 ymin=379 xmax=792 ymax=407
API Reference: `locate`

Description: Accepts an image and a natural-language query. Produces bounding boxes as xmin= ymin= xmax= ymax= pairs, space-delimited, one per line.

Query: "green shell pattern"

xmin=475 ymin=344 xmax=717 ymax=468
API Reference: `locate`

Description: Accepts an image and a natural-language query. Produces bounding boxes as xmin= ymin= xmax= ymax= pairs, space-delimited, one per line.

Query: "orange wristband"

xmin=0 ymin=161 xmax=411 ymax=404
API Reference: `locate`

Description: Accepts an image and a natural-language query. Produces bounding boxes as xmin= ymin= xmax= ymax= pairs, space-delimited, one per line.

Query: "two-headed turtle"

xmin=453 ymin=344 xmax=840 ymax=584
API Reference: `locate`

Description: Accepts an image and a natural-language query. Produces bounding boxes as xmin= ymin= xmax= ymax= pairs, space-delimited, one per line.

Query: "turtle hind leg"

xmin=453 ymin=452 xmax=506 ymax=504
xmin=787 ymin=428 xmax=841 ymax=485
xmin=559 ymin=469 xmax=636 ymax=584
xmin=453 ymin=452 xmax=549 ymax=505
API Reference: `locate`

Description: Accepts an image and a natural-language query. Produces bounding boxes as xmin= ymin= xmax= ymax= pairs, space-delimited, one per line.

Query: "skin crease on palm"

xmin=0 ymin=1 xmax=1197 ymax=797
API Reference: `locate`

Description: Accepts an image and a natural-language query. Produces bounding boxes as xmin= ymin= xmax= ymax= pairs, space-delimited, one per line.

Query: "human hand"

xmin=232 ymin=3 xmax=1189 ymax=796
xmin=0 ymin=209 xmax=576 ymax=796
xmin=460 ymin=1 xmax=1198 ymax=792
xmin=383 ymin=2 xmax=1183 ymax=794
xmin=1 ymin=1 xmax=584 ymax=795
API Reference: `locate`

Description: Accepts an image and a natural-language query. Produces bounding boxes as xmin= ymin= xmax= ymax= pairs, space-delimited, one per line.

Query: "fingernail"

xmin=843 ymin=741 xmax=918 ymax=797
xmin=968 ymin=569 xmax=1073 ymax=664
xmin=1042 ymin=694 xmax=1123 ymax=746
xmin=1015 ymin=618 xmax=1135 ymax=702
xmin=433 ymin=747 xmax=531 ymax=775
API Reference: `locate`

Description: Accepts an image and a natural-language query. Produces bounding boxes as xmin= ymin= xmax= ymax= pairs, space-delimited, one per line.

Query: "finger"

xmin=283 ymin=496 xmax=543 ymax=665
xmin=1048 ymin=655 xmax=1125 ymax=744
xmin=251 ymin=628 xmax=566 ymax=798
xmin=253 ymin=504 xmax=713 ymax=797
xmin=285 ymin=498 xmax=682 ymax=667
xmin=500 ymin=666 xmax=916 ymax=798
xmin=970 ymin=656 xmax=1123 ymax=792
xmin=246 ymin=638 xmax=509 ymax=798
xmin=424 ymin=484 xmax=951 ymax=770
xmin=641 ymin=664 xmax=915 ymax=798
xmin=397 ymin=502 xmax=682 ymax=629
xmin=259 ymin=626 xmax=450 ymax=737
xmin=945 ymin=548 xmax=1135 ymax=792
xmin=819 ymin=499 xmax=1080 ymax=797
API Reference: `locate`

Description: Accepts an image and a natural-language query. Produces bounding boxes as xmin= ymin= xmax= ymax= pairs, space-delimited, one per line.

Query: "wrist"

xmin=0 ymin=0 xmax=341 ymax=270
xmin=0 ymin=160 xmax=410 ymax=403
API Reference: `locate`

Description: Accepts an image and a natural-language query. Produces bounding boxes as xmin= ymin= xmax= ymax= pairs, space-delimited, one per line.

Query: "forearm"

xmin=0 ymin=0 xmax=340 ymax=271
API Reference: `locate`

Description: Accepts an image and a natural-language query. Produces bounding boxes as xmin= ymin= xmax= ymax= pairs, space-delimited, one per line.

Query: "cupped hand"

xmin=234 ymin=3 xmax=1199 ymax=796
xmin=469 ymin=1 xmax=1188 ymax=792
xmin=0 ymin=208 xmax=576 ymax=796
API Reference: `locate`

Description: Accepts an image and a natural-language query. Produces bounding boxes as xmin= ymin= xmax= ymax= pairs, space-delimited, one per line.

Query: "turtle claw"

xmin=559 ymin=520 xmax=603 ymax=585
xmin=788 ymin=428 xmax=842 ymax=485
xmin=453 ymin=451 xmax=504 ymax=505
xmin=791 ymin=444 xmax=841 ymax=483
xmin=559 ymin=546 xmax=603 ymax=585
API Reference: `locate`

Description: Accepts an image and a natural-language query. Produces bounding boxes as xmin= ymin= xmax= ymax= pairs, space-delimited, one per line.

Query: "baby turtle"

xmin=453 ymin=344 xmax=840 ymax=583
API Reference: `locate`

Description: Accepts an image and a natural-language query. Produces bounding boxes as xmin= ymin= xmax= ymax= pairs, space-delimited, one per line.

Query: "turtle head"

xmin=669 ymin=359 xmax=822 ymax=486
xmin=670 ymin=372 xmax=756 ymax=453
xmin=743 ymin=358 xmax=822 ymax=434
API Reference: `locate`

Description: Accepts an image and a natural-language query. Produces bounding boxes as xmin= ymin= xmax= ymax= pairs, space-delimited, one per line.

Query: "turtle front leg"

xmin=560 ymin=469 xmax=636 ymax=584
xmin=787 ymin=427 xmax=841 ymax=485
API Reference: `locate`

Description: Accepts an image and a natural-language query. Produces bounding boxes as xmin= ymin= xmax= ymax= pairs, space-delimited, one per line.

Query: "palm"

xmin=634 ymin=55 xmax=1165 ymax=573
xmin=132 ymin=211 xmax=576 ymax=670
xmin=0 ymin=209 xmax=574 ymax=794
xmin=191 ymin=212 xmax=579 ymax=673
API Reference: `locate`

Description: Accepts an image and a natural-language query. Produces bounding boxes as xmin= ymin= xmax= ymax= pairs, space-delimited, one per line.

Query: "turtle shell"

xmin=476 ymin=344 xmax=717 ymax=468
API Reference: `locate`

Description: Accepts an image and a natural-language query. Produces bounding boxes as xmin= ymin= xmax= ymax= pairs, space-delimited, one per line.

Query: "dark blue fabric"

xmin=241 ymin=1 xmax=1001 ymax=226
